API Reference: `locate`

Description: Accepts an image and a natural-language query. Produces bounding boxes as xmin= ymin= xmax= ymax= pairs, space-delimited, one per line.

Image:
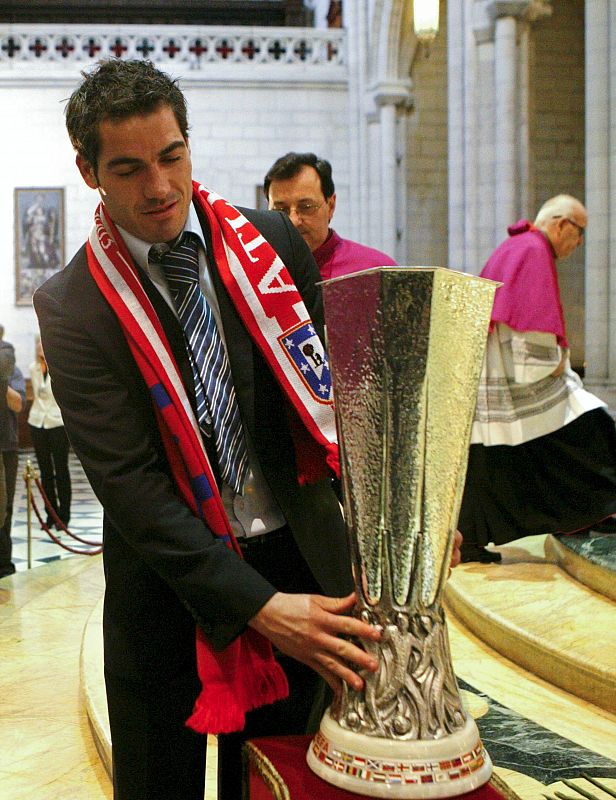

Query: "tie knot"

xmin=177 ymin=230 xmax=199 ymax=254
xmin=153 ymin=232 xmax=200 ymax=278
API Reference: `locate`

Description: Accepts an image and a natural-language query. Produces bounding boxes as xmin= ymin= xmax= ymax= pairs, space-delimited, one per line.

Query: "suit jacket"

xmin=34 ymin=205 xmax=352 ymax=680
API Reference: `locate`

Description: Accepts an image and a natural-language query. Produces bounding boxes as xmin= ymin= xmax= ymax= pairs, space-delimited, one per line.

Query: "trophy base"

xmin=307 ymin=709 xmax=493 ymax=798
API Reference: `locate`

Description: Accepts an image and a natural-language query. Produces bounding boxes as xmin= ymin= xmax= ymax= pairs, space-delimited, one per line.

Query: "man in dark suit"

xmin=33 ymin=59 xmax=383 ymax=800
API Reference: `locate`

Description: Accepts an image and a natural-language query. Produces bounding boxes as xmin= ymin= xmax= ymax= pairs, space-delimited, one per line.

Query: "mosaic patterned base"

xmin=310 ymin=733 xmax=486 ymax=785
xmin=307 ymin=711 xmax=492 ymax=798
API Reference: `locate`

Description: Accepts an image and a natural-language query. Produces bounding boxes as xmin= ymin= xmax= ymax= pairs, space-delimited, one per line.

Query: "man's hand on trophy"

xmin=450 ymin=529 xmax=463 ymax=571
xmin=250 ymin=591 xmax=381 ymax=693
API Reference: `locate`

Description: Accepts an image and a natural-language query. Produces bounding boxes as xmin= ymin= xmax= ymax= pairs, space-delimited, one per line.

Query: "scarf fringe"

xmin=186 ymin=687 xmax=249 ymax=735
xmin=186 ymin=628 xmax=289 ymax=735
xmin=185 ymin=662 xmax=288 ymax=735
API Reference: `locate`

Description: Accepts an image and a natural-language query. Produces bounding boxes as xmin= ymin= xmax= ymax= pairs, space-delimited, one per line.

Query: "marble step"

xmin=444 ymin=536 xmax=616 ymax=715
xmin=545 ymin=533 xmax=616 ymax=603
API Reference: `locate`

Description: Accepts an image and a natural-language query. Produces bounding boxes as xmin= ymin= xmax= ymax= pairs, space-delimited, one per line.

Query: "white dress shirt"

xmin=28 ymin=361 xmax=64 ymax=429
xmin=471 ymin=323 xmax=605 ymax=446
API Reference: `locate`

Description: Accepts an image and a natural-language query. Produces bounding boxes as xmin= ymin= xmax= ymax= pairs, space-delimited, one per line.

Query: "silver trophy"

xmin=307 ymin=267 xmax=497 ymax=798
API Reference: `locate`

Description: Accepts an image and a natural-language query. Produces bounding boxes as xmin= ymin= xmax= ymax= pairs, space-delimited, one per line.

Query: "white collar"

xmin=115 ymin=202 xmax=205 ymax=270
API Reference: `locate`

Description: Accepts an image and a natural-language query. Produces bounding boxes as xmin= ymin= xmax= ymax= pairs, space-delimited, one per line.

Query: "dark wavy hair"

xmin=263 ymin=152 xmax=335 ymax=200
xmin=65 ymin=59 xmax=189 ymax=174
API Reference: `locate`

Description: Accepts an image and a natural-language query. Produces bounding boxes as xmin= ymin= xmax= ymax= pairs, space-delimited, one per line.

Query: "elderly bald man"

xmin=459 ymin=194 xmax=616 ymax=562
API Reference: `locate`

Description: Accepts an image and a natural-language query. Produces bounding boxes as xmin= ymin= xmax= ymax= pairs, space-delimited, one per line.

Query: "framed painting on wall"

xmin=14 ymin=187 xmax=65 ymax=305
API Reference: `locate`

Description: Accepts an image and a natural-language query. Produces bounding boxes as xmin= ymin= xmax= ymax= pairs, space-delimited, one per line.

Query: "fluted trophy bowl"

xmin=307 ymin=267 xmax=498 ymax=798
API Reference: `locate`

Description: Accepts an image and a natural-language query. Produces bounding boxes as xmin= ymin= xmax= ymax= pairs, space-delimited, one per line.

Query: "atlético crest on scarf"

xmin=279 ymin=322 xmax=332 ymax=403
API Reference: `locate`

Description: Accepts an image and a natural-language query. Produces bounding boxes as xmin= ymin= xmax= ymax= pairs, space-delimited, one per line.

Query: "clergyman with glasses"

xmin=263 ymin=151 xmax=397 ymax=280
xmin=458 ymin=194 xmax=616 ymax=563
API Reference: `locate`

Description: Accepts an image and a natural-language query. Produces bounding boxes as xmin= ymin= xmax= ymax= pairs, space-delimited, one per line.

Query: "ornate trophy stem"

xmin=335 ymin=603 xmax=464 ymax=741
xmin=307 ymin=267 xmax=498 ymax=798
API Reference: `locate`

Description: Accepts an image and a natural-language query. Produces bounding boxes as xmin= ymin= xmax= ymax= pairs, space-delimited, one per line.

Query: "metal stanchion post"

xmin=24 ymin=459 xmax=39 ymax=571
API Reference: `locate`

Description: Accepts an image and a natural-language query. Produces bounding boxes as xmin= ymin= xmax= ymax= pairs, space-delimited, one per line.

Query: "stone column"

xmin=375 ymin=82 xmax=412 ymax=259
xmin=468 ymin=0 xmax=551 ymax=257
xmin=493 ymin=13 xmax=518 ymax=238
xmin=345 ymin=0 xmax=366 ymax=243
xmin=610 ymin=4 xmax=616 ymax=385
xmin=346 ymin=0 xmax=380 ymax=244
xmin=584 ymin=0 xmax=610 ymax=386
xmin=380 ymin=101 xmax=398 ymax=258
xmin=447 ymin=0 xmax=466 ymax=271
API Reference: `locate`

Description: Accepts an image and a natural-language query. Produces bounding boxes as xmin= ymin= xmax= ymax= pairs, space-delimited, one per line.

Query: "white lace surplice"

xmin=471 ymin=323 xmax=604 ymax=447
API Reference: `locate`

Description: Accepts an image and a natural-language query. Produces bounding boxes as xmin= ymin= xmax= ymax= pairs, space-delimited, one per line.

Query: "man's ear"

xmin=76 ymin=154 xmax=98 ymax=189
xmin=327 ymin=193 xmax=336 ymax=223
xmin=553 ymin=217 xmax=568 ymax=245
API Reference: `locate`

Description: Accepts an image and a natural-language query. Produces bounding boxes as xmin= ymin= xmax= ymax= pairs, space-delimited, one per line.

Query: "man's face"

xmin=551 ymin=211 xmax=587 ymax=260
xmin=77 ymin=104 xmax=193 ymax=244
xmin=267 ymin=165 xmax=335 ymax=252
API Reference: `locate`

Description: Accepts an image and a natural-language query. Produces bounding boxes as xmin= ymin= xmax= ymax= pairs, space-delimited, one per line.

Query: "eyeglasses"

xmin=272 ymin=200 xmax=325 ymax=218
xmin=553 ymin=215 xmax=585 ymax=237
xmin=566 ymin=218 xmax=585 ymax=237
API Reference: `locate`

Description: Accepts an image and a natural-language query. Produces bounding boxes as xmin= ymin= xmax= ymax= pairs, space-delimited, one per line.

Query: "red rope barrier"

xmin=28 ymin=477 xmax=103 ymax=556
xmin=33 ymin=477 xmax=102 ymax=546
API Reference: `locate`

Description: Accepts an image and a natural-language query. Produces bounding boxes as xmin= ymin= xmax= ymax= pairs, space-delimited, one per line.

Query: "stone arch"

xmin=369 ymin=0 xmax=416 ymax=87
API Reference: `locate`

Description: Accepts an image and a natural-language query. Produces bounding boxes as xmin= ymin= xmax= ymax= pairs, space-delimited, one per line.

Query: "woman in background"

xmin=28 ymin=337 xmax=71 ymax=528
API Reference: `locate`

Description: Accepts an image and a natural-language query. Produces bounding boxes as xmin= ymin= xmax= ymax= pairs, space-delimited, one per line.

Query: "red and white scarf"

xmin=86 ymin=181 xmax=339 ymax=733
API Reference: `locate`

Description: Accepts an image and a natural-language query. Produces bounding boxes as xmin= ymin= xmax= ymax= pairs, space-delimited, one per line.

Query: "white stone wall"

xmin=184 ymin=81 xmax=349 ymax=212
xmin=0 ymin=81 xmax=91 ymax=370
xmin=0 ymin=26 xmax=351 ymax=371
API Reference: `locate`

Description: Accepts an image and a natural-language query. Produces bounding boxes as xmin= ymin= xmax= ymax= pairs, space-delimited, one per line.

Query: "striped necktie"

xmin=155 ymin=232 xmax=248 ymax=493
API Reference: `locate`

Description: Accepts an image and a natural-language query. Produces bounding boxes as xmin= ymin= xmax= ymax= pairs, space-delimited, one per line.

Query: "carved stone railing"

xmin=0 ymin=24 xmax=346 ymax=69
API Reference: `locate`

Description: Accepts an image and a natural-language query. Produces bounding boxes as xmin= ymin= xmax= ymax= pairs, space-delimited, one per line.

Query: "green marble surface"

xmin=554 ymin=532 xmax=616 ymax=572
xmin=459 ymin=678 xmax=616 ymax=785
